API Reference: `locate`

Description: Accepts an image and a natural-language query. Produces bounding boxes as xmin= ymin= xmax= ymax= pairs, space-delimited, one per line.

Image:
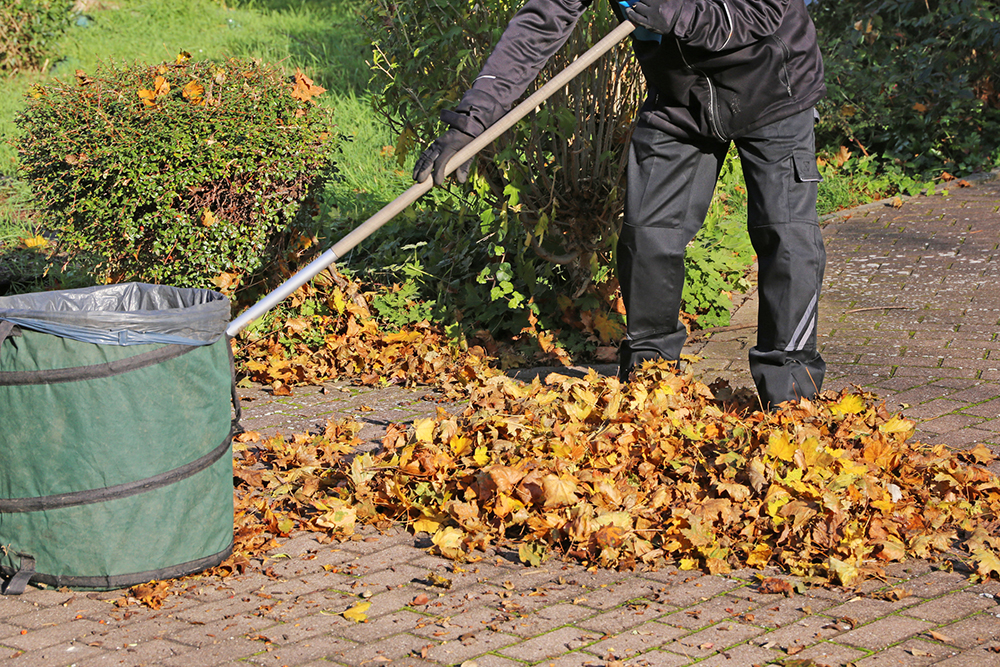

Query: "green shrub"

xmin=361 ymin=0 xmax=642 ymax=334
xmin=0 ymin=0 xmax=68 ymax=75
xmin=15 ymin=55 xmax=338 ymax=289
xmin=813 ymin=0 xmax=1000 ymax=176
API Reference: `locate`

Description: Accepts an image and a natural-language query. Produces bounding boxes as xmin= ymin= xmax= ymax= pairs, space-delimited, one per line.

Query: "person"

xmin=413 ymin=0 xmax=828 ymax=408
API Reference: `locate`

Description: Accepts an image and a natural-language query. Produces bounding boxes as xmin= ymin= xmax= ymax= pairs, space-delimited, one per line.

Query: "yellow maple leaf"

xmin=472 ymin=446 xmax=489 ymax=467
xmin=19 ymin=235 xmax=47 ymax=248
xmin=342 ymin=600 xmax=370 ymax=622
xmin=493 ymin=493 xmax=524 ymax=520
xmin=767 ymin=432 xmax=796 ymax=462
xmin=879 ymin=416 xmax=915 ymax=438
xmin=830 ymin=393 xmax=865 ymax=416
xmin=518 ymin=541 xmax=546 ymax=566
xmin=151 ymin=75 xmax=169 ymax=97
xmin=973 ymin=549 xmax=1000 ymax=579
xmin=315 ymin=506 xmax=356 ymax=535
xmin=746 ymin=544 xmax=772 ymax=567
xmin=967 ymin=443 xmax=995 ymax=465
xmin=137 ymin=88 xmax=158 ymax=107
xmin=211 ymin=271 xmax=236 ymax=290
xmin=591 ymin=312 xmax=625 ymax=345
xmin=679 ymin=557 xmax=699 ymax=570
xmin=411 ymin=514 xmax=443 ymax=534
xmin=542 ymin=473 xmax=579 ymax=508
xmin=594 ymin=524 xmax=626 ymax=549
xmin=828 ymin=556 xmax=860 ymax=586
xmin=680 ymin=516 xmax=715 ymax=548
xmin=875 ymin=536 xmax=906 ymax=562
xmin=871 ymin=498 xmax=895 ymax=513
xmin=835 ymin=145 xmax=852 ymax=167
xmin=431 ymin=526 xmax=467 ymax=560
xmin=449 ymin=435 xmax=472 ymax=456
xmin=414 ymin=418 xmax=435 ymax=443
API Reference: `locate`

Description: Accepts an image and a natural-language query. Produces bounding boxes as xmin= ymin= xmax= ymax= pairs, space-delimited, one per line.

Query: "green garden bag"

xmin=0 ymin=283 xmax=238 ymax=593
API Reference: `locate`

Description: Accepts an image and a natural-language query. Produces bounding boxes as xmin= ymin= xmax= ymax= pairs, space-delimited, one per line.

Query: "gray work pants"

xmin=617 ymin=108 xmax=826 ymax=407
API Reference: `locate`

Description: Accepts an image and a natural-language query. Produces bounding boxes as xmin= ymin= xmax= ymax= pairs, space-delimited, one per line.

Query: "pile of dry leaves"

xmin=225 ymin=360 xmax=1000 ymax=588
xmin=233 ymin=269 xmax=498 ymax=395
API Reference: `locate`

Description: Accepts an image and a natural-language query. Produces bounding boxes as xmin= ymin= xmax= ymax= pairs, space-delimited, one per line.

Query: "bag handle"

xmin=1 ymin=553 xmax=36 ymax=595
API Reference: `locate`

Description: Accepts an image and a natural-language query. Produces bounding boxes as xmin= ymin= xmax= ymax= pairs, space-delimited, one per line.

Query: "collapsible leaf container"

xmin=0 ymin=283 xmax=237 ymax=594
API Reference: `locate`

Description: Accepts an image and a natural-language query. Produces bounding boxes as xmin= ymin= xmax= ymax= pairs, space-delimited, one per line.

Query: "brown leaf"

xmin=137 ymin=88 xmax=157 ymax=107
xmin=291 ymin=68 xmax=326 ymax=103
xmin=129 ymin=581 xmax=172 ymax=610
xmin=182 ymin=79 xmax=205 ymax=105
xmin=872 ymin=586 xmax=912 ymax=601
xmin=541 ymin=473 xmax=579 ymax=508
xmin=834 ymin=144 xmax=852 ymax=166
xmin=593 ymin=525 xmax=626 ymax=549
xmin=758 ymin=577 xmax=794 ymax=596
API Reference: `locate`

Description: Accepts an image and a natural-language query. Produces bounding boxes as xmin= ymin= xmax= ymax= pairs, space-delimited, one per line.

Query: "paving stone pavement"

xmin=689 ymin=172 xmax=1000 ymax=451
xmin=2 ymin=175 xmax=1000 ymax=666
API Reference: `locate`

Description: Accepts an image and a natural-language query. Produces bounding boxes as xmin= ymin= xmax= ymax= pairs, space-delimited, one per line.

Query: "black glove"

xmin=624 ymin=0 xmax=680 ymax=36
xmin=412 ymin=128 xmax=476 ymax=186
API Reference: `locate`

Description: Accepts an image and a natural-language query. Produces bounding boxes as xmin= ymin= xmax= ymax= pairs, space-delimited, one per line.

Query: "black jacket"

xmin=442 ymin=0 xmax=825 ymax=142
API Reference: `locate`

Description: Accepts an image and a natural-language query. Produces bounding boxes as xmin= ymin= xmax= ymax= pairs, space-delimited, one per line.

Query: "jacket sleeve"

xmin=649 ymin=0 xmax=789 ymax=53
xmin=442 ymin=0 xmax=590 ymax=137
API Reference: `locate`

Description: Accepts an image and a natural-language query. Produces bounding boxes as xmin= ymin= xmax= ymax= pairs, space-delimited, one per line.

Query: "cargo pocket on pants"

xmin=793 ymin=152 xmax=823 ymax=183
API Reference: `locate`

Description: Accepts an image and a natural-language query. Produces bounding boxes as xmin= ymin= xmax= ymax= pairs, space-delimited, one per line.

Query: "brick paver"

xmin=689 ymin=174 xmax=1000 ymax=451
xmin=3 ymin=175 xmax=1000 ymax=666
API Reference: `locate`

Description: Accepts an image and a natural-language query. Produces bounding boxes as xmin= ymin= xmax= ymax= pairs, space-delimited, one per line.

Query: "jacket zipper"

xmin=774 ymin=35 xmax=793 ymax=97
xmin=675 ymin=38 xmax=726 ymax=141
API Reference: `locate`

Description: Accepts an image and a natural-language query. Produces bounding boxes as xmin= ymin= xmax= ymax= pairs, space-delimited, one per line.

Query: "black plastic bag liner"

xmin=1 ymin=283 xmax=238 ymax=594
xmin=0 ymin=282 xmax=230 ymax=346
